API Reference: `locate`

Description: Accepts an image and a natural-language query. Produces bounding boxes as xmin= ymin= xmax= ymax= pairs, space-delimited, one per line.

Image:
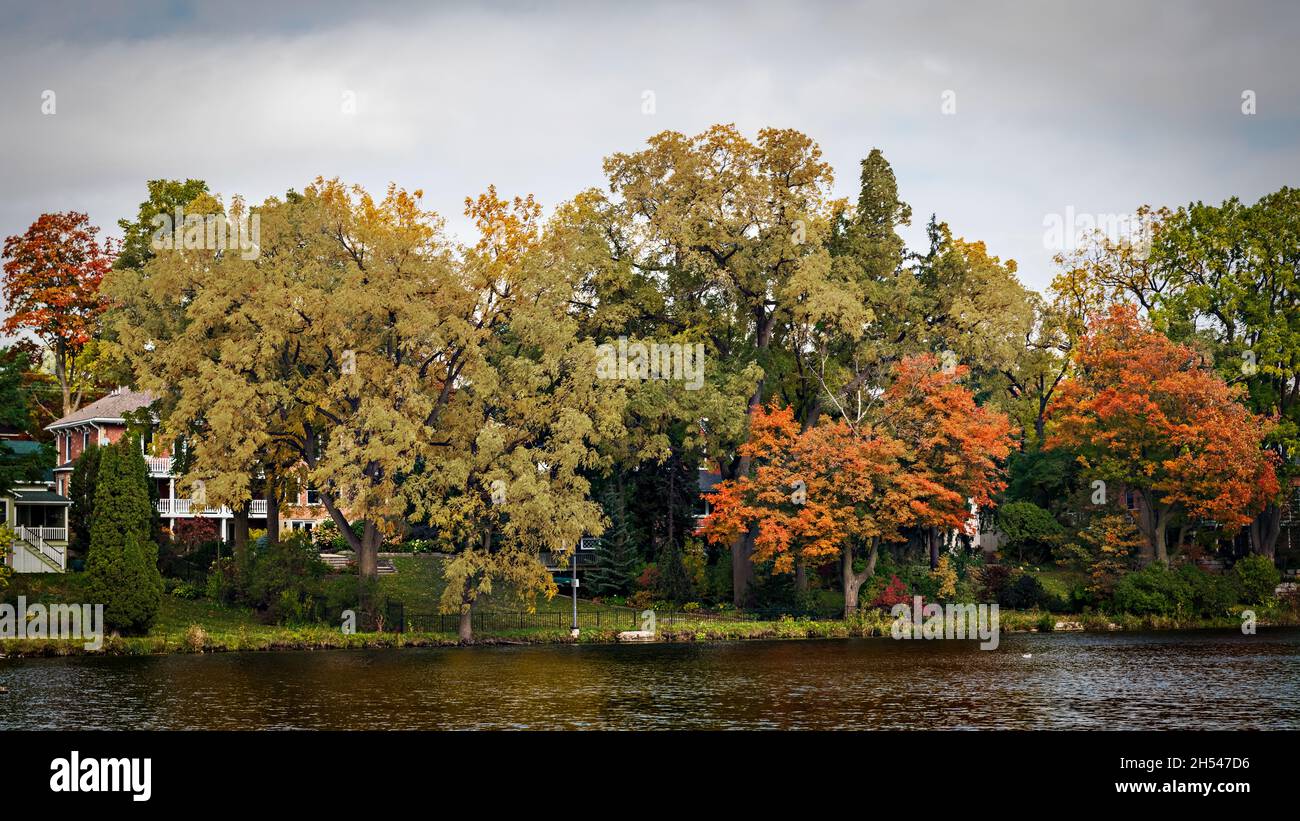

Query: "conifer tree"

xmin=86 ymin=438 xmax=163 ymax=634
xmin=588 ymin=482 xmax=639 ymax=597
xmin=68 ymin=443 xmax=101 ymax=558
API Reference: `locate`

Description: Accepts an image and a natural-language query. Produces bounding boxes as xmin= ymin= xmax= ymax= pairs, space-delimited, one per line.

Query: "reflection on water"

xmin=2 ymin=629 xmax=1298 ymax=729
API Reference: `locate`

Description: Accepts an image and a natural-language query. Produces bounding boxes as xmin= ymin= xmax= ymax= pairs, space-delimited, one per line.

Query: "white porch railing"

xmin=16 ymin=526 xmax=67 ymax=542
xmin=145 ymin=456 xmax=173 ymax=475
xmin=156 ymin=499 xmax=269 ymax=516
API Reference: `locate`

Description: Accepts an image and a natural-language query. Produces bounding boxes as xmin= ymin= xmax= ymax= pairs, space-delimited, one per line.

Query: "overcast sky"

xmin=1 ymin=0 xmax=1297 ymax=299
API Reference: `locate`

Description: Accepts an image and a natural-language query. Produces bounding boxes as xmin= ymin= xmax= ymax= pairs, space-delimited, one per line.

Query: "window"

xmin=306 ymin=487 xmax=321 ymax=505
xmin=82 ymin=431 xmax=89 ymax=451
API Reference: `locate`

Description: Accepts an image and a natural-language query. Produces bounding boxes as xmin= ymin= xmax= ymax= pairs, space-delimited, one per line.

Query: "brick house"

xmin=45 ymin=388 xmax=330 ymax=548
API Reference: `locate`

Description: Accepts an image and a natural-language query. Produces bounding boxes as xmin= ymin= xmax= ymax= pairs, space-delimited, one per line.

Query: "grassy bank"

xmin=3 ymin=555 xmax=1297 ymax=658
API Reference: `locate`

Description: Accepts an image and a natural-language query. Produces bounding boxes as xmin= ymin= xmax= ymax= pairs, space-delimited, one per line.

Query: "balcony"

xmin=155 ymin=498 xmax=269 ymax=517
xmin=146 ymin=456 xmax=173 ymax=476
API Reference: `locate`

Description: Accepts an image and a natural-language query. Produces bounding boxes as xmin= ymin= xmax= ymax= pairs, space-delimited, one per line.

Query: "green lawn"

xmin=378 ymin=554 xmax=618 ymax=615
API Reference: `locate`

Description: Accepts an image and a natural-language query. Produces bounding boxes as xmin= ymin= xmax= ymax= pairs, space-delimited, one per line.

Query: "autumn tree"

xmin=879 ymin=355 xmax=1016 ymax=568
xmin=103 ymin=193 xmax=278 ymax=563
xmin=2 ymin=212 xmax=114 ymax=416
xmin=1047 ymin=305 xmax=1279 ymax=565
xmin=592 ymin=125 xmax=835 ymax=606
xmin=703 ymin=355 xmax=1013 ymax=615
xmin=399 ymin=187 xmax=622 ymax=641
xmin=1151 ymin=188 xmax=1300 ymax=557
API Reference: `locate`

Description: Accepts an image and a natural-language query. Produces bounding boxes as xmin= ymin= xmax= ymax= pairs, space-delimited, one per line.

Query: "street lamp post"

xmin=571 ymin=549 xmax=579 ymax=637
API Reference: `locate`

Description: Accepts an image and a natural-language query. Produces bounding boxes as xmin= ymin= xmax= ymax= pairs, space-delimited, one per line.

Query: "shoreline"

xmin=2 ymin=610 xmax=1296 ymax=659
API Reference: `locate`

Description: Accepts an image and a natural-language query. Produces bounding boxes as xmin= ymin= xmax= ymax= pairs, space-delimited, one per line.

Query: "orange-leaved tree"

xmin=881 ymin=355 xmax=1016 ymax=569
xmin=1047 ymin=304 xmax=1279 ymax=566
xmin=2 ymin=211 xmax=114 ymax=416
xmin=703 ymin=355 xmax=1014 ymax=616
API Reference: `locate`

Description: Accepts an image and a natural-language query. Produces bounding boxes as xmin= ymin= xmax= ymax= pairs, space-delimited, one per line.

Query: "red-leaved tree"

xmin=703 ymin=355 xmax=1014 ymax=616
xmin=1047 ymin=305 xmax=1279 ymax=565
xmin=3 ymin=211 xmax=114 ymax=416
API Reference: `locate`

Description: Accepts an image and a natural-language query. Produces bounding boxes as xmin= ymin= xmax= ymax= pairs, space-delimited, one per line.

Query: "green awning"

xmin=10 ymin=489 xmax=71 ymax=504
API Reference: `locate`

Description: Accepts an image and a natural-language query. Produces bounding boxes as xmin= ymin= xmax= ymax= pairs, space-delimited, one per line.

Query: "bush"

xmin=1233 ymin=555 xmax=1281 ymax=606
xmin=244 ymin=532 xmax=329 ymax=624
xmin=1110 ymin=564 xmax=1192 ymax=617
xmin=89 ymin=532 xmax=164 ymax=634
xmin=869 ymin=574 xmax=910 ymax=609
xmin=312 ymin=519 xmax=364 ymax=553
xmin=1177 ymin=564 xmax=1237 ymax=617
xmin=999 ymin=572 xmax=1053 ymax=610
xmin=978 ymin=564 xmax=1014 ymax=602
xmin=996 ymin=501 xmax=1064 ymax=563
xmin=206 ymin=556 xmax=241 ymax=604
xmin=165 ymin=577 xmax=204 ymax=600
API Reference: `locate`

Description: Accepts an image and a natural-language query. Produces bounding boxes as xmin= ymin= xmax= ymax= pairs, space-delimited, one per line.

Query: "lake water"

xmin=3 ymin=629 xmax=1298 ymax=730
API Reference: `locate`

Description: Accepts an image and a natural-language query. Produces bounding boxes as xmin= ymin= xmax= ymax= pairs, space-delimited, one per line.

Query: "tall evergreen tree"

xmin=67 ymin=443 xmax=101 ymax=558
xmin=587 ymin=481 xmax=639 ymax=597
xmin=86 ymin=437 xmax=163 ymax=634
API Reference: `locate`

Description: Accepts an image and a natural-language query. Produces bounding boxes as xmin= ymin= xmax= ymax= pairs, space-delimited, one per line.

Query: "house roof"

xmin=45 ymin=390 xmax=154 ymax=431
xmin=698 ymin=469 xmax=722 ymax=494
xmin=0 ymin=439 xmax=44 ymax=456
xmin=10 ymin=488 xmax=70 ymax=504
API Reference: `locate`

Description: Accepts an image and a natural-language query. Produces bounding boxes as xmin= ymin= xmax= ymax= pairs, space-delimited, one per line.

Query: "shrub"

xmin=1110 ymin=564 xmax=1192 ymax=617
xmin=978 ymin=564 xmax=1014 ymax=602
xmin=183 ymin=624 xmax=208 ymax=652
xmin=172 ymin=518 xmax=219 ymax=552
xmin=999 ymin=572 xmax=1051 ymax=610
xmin=206 ymin=556 xmax=241 ymax=604
xmin=1061 ymin=513 xmax=1143 ymax=599
xmin=1177 ymin=564 xmax=1237 ymax=617
xmin=930 ymin=556 xmax=958 ymax=601
xmin=869 ymin=575 xmax=910 ymax=609
xmin=996 ymin=501 xmax=1064 ymax=563
xmin=1233 ymin=555 xmax=1281 ymax=606
xmin=312 ymin=519 xmax=364 ymax=553
xmin=165 ymin=578 xmax=204 ymax=600
xmin=244 ymin=532 xmax=329 ymax=624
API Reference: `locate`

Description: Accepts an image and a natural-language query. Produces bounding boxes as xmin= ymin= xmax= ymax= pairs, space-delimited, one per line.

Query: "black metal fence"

xmin=382 ymin=602 xmax=843 ymax=633
xmin=395 ymin=608 xmax=643 ymax=633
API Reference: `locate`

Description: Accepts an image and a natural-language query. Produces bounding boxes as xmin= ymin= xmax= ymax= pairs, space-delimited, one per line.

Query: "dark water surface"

xmin=3 ymin=629 xmax=1298 ymax=729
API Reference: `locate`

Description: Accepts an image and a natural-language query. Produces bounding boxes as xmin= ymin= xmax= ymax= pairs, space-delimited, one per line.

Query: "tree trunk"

xmin=841 ymin=541 xmax=880 ymax=618
xmin=457 ymin=568 xmax=479 ymax=643
xmin=1133 ymin=493 xmax=1169 ymax=566
xmin=730 ymin=371 xmax=767 ymax=608
xmin=458 ymin=605 xmax=474 ymax=642
xmin=732 ymin=524 xmax=757 ymax=608
xmin=1249 ymin=504 xmax=1282 ymax=559
xmin=231 ymin=503 xmax=250 ymax=563
xmin=265 ymin=470 xmax=280 ymax=547
xmin=928 ymin=527 xmax=940 ymax=570
xmin=795 ymin=559 xmax=808 ymax=594
xmin=55 ymin=339 xmax=73 ymax=417
xmin=357 ymin=520 xmax=380 ymax=580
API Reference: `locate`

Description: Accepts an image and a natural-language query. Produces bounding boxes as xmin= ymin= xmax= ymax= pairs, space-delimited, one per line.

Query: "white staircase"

xmin=10 ymin=526 xmax=66 ymax=573
xmin=318 ymin=552 xmax=396 ymax=575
